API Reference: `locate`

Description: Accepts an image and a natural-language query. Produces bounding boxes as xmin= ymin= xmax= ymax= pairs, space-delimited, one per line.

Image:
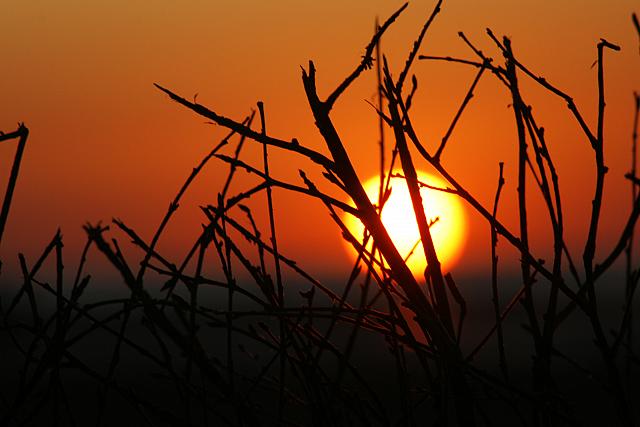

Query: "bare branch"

xmin=324 ymin=3 xmax=409 ymax=109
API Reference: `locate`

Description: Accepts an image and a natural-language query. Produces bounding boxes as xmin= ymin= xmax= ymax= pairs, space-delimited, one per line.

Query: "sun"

xmin=343 ymin=170 xmax=467 ymax=277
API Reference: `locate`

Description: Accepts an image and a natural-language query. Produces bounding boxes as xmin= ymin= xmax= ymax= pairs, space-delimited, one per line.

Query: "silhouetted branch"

xmin=136 ymin=122 xmax=246 ymax=283
xmin=486 ymin=28 xmax=600 ymax=148
xmin=434 ymin=61 xmax=487 ymax=162
xmin=154 ymin=83 xmax=336 ymax=172
xmin=0 ymin=124 xmax=28 ymax=248
xmin=396 ymin=0 xmax=442 ymax=92
xmin=490 ymin=162 xmax=507 ymax=379
xmin=302 ymin=59 xmax=455 ymax=355
xmin=324 ymin=2 xmax=409 ymax=110
xmin=214 ymin=154 xmax=358 ymax=216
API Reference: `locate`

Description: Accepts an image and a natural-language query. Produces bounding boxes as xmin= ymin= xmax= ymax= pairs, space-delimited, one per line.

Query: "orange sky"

xmin=1 ymin=1 xmax=639 ymax=284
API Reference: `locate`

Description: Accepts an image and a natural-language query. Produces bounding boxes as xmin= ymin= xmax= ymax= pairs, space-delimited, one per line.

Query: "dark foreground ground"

xmin=1 ymin=276 xmax=639 ymax=426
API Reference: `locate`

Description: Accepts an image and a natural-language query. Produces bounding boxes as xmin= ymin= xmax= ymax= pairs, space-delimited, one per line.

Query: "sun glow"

xmin=343 ymin=171 xmax=467 ymax=277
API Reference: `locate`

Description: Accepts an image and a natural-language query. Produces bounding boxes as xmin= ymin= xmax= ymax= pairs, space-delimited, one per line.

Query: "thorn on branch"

xmin=625 ymin=173 xmax=640 ymax=186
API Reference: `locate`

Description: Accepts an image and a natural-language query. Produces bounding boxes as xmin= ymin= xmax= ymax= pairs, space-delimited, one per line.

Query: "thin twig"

xmin=0 ymin=124 xmax=28 ymax=247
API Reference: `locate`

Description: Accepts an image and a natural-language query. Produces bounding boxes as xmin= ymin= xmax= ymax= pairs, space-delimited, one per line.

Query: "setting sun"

xmin=343 ymin=170 xmax=467 ymax=277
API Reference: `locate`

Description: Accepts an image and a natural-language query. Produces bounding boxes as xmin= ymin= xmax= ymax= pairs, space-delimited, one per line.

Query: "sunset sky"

xmin=1 ymin=0 xmax=639 ymax=284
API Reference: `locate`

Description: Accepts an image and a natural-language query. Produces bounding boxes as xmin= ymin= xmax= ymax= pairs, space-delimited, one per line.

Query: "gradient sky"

xmin=1 ymin=1 xmax=639 ymax=284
